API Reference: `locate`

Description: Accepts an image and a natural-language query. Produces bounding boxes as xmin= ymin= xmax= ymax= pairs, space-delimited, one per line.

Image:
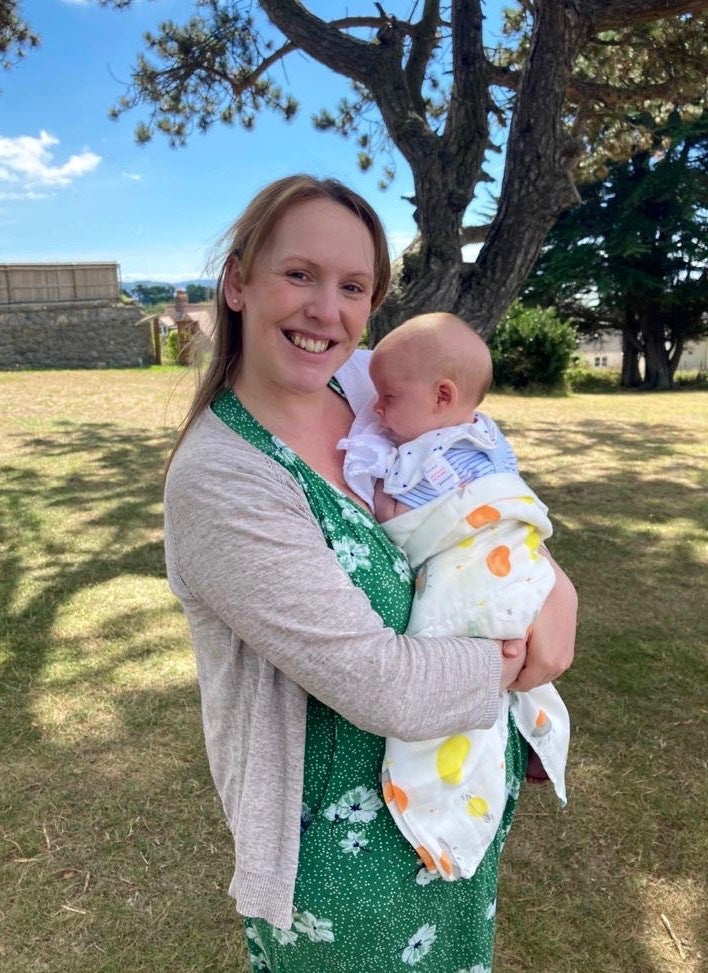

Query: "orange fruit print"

xmin=466 ymin=504 xmax=501 ymax=528
xmin=486 ymin=545 xmax=511 ymax=577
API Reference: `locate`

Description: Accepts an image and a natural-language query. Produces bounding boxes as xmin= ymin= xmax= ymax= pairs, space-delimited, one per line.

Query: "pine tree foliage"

xmin=526 ymin=114 xmax=707 ymax=389
xmin=0 ymin=0 xmax=38 ymax=70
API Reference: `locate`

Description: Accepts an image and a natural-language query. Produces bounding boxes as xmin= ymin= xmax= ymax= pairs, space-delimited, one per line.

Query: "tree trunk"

xmin=642 ymin=314 xmax=673 ymax=389
xmin=668 ymin=334 xmax=685 ymax=381
xmin=621 ymin=329 xmax=643 ymax=387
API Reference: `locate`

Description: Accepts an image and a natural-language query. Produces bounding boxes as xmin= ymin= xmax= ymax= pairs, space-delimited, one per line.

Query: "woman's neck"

xmin=232 ymin=374 xmax=367 ymax=508
xmin=233 ymin=376 xmax=337 ymax=442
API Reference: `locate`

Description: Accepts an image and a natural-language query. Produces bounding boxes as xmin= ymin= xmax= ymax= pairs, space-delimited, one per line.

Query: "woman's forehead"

xmin=265 ymin=198 xmax=374 ymax=261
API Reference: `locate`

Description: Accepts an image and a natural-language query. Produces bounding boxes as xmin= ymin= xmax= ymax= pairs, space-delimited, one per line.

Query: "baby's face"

xmin=369 ymin=352 xmax=440 ymax=444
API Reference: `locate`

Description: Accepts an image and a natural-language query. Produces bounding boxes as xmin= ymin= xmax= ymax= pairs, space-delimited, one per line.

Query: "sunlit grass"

xmin=1 ymin=371 xmax=706 ymax=972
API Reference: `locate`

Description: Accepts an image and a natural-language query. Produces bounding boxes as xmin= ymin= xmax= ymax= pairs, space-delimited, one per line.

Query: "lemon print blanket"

xmin=382 ymin=471 xmax=570 ymax=881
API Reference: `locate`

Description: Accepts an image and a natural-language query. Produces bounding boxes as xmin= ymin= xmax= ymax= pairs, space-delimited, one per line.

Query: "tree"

xmin=185 ymin=282 xmax=215 ymax=304
xmin=525 ymin=114 xmax=708 ymax=389
xmin=13 ymin=1 xmax=708 ymax=343
xmin=0 ymin=0 xmax=38 ymax=70
xmin=128 ymin=282 xmax=176 ymax=307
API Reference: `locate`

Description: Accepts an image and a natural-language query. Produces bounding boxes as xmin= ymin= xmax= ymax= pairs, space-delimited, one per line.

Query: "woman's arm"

xmin=506 ymin=555 xmax=577 ymax=691
xmin=165 ymin=428 xmax=508 ymax=742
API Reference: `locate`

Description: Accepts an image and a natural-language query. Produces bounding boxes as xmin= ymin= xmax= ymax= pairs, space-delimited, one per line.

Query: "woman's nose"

xmin=305 ymin=284 xmax=340 ymax=325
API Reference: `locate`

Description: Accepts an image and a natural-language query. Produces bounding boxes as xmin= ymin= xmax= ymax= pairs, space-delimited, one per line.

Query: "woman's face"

xmin=226 ymin=198 xmax=376 ymax=397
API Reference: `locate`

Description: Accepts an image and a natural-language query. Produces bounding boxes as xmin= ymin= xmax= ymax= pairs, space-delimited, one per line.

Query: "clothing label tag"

xmin=422 ymin=455 xmax=461 ymax=494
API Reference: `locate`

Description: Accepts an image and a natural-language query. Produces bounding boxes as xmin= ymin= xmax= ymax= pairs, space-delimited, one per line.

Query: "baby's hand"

xmin=373 ymin=480 xmax=398 ymax=523
xmin=499 ymin=640 xmax=527 ymax=691
xmin=373 ymin=480 xmax=414 ymax=522
xmin=501 ymin=637 xmax=527 ymax=659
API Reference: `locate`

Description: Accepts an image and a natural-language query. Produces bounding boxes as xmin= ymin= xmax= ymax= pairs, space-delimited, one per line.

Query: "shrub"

xmin=162 ymin=330 xmax=182 ymax=365
xmin=489 ymin=302 xmax=576 ymax=391
xmin=566 ymin=362 xmax=621 ymax=392
xmin=674 ymin=369 xmax=708 ymax=390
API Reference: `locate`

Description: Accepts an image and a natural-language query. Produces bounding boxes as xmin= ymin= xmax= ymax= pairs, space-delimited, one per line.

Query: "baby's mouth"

xmin=285 ymin=331 xmax=333 ymax=354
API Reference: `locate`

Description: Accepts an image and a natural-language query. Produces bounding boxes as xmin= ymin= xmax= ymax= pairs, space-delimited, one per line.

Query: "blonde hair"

xmin=167 ymin=175 xmax=391 ymax=469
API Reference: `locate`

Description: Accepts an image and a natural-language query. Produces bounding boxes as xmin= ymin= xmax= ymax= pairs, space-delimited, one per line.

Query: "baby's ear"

xmin=435 ymin=378 xmax=458 ymax=409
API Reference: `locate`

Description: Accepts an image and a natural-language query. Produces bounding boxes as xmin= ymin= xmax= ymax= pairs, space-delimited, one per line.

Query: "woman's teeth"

xmin=288 ymin=332 xmax=330 ymax=353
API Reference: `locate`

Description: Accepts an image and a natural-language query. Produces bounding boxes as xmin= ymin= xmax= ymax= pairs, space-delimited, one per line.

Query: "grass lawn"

xmin=1 ymin=368 xmax=706 ymax=973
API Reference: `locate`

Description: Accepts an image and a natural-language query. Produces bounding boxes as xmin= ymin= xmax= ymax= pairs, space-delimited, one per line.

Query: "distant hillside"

xmin=123 ymin=279 xmax=217 ymax=307
xmin=124 ymin=278 xmax=217 ymax=291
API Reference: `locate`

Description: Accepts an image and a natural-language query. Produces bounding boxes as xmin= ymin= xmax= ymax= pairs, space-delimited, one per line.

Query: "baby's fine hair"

xmin=376 ymin=312 xmax=493 ymax=407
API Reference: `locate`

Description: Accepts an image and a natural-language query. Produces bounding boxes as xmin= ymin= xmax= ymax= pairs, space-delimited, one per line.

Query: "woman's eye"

xmin=287 ymin=270 xmax=309 ymax=281
xmin=343 ymin=282 xmax=364 ymax=294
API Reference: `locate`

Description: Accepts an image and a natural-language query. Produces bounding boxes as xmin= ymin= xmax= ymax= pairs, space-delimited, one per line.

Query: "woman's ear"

xmin=435 ymin=378 xmax=458 ymax=410
xmin=224 ymin=257 xmax=244 ymax=312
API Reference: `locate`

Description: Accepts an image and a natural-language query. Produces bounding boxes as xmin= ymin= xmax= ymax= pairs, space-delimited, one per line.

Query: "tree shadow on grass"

xmin=0 ymin=423 xmax=245 ymax=969
xmin=0 ymin=422 xmax=175 ymax=747
xmin=3 ymin=678 xmax=246 ymax=973
xmin=506 ymin=413 xmax=706 ymax=473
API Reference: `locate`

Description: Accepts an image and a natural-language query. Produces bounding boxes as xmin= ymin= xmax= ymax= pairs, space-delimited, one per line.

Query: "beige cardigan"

xmin=163 ymin=358 xmax=502 ymax=929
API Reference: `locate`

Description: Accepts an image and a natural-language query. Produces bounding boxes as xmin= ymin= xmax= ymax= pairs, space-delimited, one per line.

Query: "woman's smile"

xmin=285 ymin=330 xmax=335 ymax=354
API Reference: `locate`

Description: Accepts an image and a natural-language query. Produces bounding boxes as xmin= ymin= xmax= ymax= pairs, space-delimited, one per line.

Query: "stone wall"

xmin=0 ymin=301 xmax=155 ymax=369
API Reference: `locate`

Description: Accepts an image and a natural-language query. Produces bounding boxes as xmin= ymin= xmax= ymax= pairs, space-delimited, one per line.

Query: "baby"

xmin=338 ymin=312 xmax=570 ymax=881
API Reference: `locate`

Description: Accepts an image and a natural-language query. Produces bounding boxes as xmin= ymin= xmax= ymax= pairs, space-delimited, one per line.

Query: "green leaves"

xmin=489 ymin=302 xmax=577 ymax=391
xmin=0 ymin=0 xmax=39 ymax=71
xmin=106 ymin=2 xmax=298 ymax=147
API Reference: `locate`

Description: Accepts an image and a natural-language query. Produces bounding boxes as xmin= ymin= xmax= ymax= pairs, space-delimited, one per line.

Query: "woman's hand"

xmin=506 ymin=557 xmax=577 ymax=692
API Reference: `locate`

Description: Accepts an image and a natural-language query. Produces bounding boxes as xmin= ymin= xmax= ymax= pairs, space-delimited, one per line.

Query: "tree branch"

xmin=224 ymin=16 xmax=395 ymax=99
xmin=446 ymin=0 xmax=486 ymax=132
xmin=259 ymin=1 xmax=381 ymax=85
xmin=488 ymin=63 xmax=694 ymax=111
xmin=586 ymin=0 xmax=708 ymax=29
xmin=461 ymin=224 xmax=492 ymax=246
xmin=404 ymin=0 xmax=440 ymax=96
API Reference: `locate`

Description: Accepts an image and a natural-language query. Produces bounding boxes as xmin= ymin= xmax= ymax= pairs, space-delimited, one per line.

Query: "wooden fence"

xmin=0 ymin=263 xmax=120 ymax=305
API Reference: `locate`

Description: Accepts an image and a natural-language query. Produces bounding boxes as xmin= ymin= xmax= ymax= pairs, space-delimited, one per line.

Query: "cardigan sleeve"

xmin=164 ymin=421 xmax=502 ymax=741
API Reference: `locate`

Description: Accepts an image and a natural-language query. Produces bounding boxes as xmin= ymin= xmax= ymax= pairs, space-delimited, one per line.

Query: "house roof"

xmin=156 ymin=302 xmax=216 ymax=338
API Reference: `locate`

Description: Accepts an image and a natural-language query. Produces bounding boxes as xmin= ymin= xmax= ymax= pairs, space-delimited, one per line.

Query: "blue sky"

xmin=1 ymin=1 xmax=507 ymax=283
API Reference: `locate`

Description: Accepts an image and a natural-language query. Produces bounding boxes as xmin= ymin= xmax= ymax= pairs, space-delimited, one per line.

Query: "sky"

xmin=1 ymin=0 xmax=507 ymax=284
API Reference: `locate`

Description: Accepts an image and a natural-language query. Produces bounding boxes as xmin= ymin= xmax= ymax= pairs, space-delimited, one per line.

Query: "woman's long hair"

xmin=166 ymin=174 xmax=391 ymax=469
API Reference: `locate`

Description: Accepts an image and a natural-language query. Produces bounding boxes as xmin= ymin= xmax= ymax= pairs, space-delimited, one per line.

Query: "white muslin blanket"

xmin=381 ymin=472 xmax=570 ymax=880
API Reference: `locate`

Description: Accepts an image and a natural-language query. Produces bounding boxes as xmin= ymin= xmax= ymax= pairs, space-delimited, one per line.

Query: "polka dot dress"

xmin=211 ymin=389 xmax=528 ymax=972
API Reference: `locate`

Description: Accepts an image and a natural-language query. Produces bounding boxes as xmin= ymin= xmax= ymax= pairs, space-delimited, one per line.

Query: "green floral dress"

xmin=211 ymin=388 xmax=528 ymax=973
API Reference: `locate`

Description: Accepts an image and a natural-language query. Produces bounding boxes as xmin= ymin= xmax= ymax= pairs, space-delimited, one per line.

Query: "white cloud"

xmin=0 ymin=130 xmax=101 ymax=191
xmin=121 ymin=172 xmax=142 ymax=182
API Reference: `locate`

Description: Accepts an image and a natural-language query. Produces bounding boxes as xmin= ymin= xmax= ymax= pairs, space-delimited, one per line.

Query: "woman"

xmin=164 ymin=175 xmax=576 ymax=971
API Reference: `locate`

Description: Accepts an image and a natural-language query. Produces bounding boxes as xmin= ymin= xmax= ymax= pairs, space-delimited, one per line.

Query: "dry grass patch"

xmin=1 ymin=371 xmax=706 ymax=972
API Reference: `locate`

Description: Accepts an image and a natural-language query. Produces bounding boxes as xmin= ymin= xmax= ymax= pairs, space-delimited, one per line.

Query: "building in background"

xmin=0 ymin=262 xmax=151 ymax=369
xmin=153 ymin=288 xmax=215 ymax=364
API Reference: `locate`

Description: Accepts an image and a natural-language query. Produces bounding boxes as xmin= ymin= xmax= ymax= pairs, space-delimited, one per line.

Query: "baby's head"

xmin=369 ymin=311 xmax=492 ymax=443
